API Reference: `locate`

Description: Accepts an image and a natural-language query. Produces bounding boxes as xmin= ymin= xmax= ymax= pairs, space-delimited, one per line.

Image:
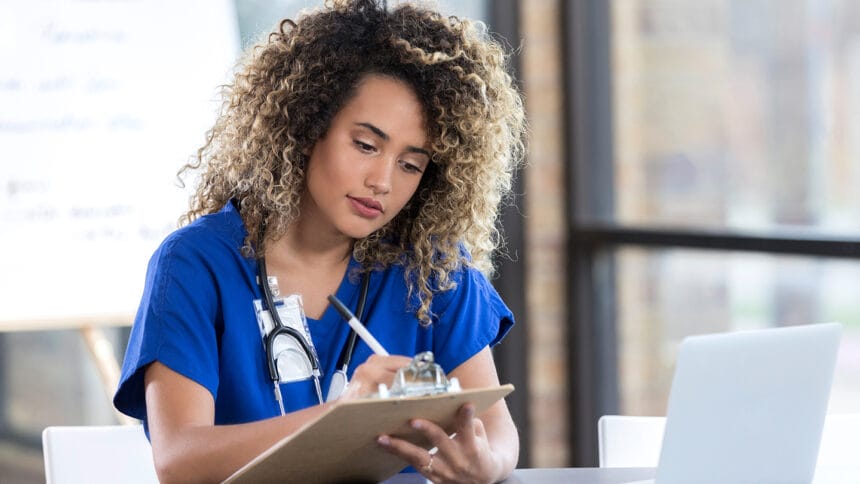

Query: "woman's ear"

xmin=300 ymin=144 xmax=313 ymax=166
xmin=300 ymin=137 xmax=316 ymax=156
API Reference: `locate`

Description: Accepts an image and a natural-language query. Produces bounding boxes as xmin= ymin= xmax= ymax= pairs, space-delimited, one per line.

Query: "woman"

xmin=114 ymin=0 xmax=527 ymax=482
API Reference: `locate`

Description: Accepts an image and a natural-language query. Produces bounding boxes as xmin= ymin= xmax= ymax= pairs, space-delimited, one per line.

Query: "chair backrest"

xmin=816 ymin=413 xmax=860 ymax=468
xmin=597 ymin=415 xmax=665 ymax=468
xmin=598 ymin=413 xmax=860 ymax=470
xmin=42 ymin=424 xmax=158 ymax=484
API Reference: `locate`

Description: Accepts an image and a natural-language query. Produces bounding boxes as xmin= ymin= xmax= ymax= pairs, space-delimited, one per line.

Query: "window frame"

xmin=488 ymin=0 xmax=532 ymax=468
xmin=562 ymin=0 xmax=860 ymax=467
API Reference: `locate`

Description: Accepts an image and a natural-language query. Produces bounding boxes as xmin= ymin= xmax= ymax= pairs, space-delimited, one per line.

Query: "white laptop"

xmin=630 ymin=322 xmax=842 ymax=484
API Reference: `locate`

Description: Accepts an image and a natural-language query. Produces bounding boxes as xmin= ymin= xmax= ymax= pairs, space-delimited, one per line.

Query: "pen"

xmin=328 ymin=294 xmax=389 ymax=356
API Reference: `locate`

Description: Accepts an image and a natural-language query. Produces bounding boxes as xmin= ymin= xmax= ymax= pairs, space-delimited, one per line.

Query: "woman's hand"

xmin=340 ymin=354 xmax=413 ymax=400
xmin=376 ymin=403 xmax=503 ymax=484
xmin=373 ymin=347 xmax=518 ymax=483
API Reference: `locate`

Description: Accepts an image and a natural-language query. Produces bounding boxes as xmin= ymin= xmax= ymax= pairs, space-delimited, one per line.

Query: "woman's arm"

xmin=145 ymin=354 xmax=412 ymax=483
xmin=144 ymin=362 xmax=327 ymax=483
xmin=377 ymin=346 xmax=519 ymax=483
xmin=448 ymin=346 xmax=519 ymax=479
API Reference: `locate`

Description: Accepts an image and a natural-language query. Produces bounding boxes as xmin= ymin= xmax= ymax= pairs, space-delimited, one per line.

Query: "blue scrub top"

xmin=114 ymin=201 xmax=514 ymax=429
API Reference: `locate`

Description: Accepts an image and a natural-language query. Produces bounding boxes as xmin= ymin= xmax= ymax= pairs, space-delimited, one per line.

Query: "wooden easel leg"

xmin=79 ymin=325 xmax=137 ymax=426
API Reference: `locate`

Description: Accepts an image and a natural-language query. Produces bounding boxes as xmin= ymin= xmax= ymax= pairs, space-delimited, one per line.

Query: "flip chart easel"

xmin=0 ymin=317 xmax=136 ymax=425
xmin=0 ymin=0 xmax=239 ymax=424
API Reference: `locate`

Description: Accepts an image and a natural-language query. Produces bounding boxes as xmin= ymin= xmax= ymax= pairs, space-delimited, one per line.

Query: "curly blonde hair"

xmin=180 ymin=0 xmax=526 ymax=325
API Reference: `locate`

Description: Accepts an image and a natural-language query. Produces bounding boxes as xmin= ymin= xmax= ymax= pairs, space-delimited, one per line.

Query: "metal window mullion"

xmin=563 ymin=0 xmax=617 ymax=468
xmin=572 ymin=225 xmax=860 ymax=259
xmin=489 ymin=0 xmax=531 ymax=468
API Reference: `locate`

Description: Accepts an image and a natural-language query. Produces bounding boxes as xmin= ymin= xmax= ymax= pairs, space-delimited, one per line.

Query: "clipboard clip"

xmin=377 ymin=351 xmax=461 ymax=398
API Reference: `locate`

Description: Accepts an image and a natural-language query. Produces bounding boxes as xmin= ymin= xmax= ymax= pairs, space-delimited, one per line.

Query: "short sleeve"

xmin=113 ymin=234 xmax=222 ymax=420
xmin=429 ymin=267 xmax=514 ymax=374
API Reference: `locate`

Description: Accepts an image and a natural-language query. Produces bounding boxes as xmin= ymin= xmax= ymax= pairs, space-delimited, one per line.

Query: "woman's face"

xmin=302 ymin=74 xmax=430 ymax=240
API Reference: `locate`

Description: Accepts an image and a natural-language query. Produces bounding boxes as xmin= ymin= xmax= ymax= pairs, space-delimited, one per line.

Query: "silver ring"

xmin=421 ymin=452 xmax=434 ymax=473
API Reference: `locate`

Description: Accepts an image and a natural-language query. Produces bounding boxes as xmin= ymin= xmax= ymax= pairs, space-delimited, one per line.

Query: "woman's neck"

xmin=267 ymin=231 xmax=351 ymax=268
xmin=262 ymin=225 xmax=354 ymax=319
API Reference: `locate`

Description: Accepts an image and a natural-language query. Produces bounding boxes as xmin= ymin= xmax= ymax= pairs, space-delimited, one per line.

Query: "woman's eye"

xmin=353 ymin=140 xmax=375 ymax=152
xmin=400 ymin=161 xmax=424 ymax=174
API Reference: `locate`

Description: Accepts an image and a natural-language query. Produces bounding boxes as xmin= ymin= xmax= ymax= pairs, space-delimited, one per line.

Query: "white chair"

xmin=597 ymin=415 xmax=665 ymax=468
xmin=597 ymin=414 xmax=860 ymax=469
xmin=42 ymin=424 xmax=158 ymax=484
xmin=816 ymin=414 xmax=860 ymax=469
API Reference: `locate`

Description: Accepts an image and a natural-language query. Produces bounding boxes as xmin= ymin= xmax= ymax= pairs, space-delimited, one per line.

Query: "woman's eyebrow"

xmin=356 ymin=122 xmax=389 ymax=140
xmin=355 ymin=122 xmax=430 ymax=157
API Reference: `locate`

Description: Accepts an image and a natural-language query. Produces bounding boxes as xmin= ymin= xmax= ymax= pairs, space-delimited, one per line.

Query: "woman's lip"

xmin=351 ymin=196 xmax=383 ymax=211
xmin=348 ymin=196 xmax=384 ymax=218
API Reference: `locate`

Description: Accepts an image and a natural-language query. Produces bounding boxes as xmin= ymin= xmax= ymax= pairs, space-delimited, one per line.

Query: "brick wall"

xmin=519 ymin=0 xmax=569 ymax=467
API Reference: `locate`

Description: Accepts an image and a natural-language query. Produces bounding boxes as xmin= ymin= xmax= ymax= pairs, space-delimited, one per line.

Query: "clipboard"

xmin=223 ymin=383 xmax=514 ymax=484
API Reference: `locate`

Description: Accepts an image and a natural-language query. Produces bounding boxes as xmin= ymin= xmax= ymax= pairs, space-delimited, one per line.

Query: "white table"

xmin=382 ymin=467 xmax=656 ymax=484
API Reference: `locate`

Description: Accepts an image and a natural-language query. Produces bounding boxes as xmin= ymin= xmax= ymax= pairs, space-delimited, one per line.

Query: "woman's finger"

xmin=453 ymin=403 xmax=477 ymax=445
xmin=376 ymin=434 xmax=441 ymax=478
xmin=345 ymin=355 xmax=413 ymax=397
xmin=410 ymin=418 xmax=456 ymax=453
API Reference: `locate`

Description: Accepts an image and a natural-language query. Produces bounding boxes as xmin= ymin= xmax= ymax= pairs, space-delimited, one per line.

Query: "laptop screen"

xmin=655 ymin=323 xmax=842 ymax=484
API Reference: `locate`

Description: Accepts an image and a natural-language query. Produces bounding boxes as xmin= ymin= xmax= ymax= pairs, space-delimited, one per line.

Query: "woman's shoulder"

xmin=377 ymin=254 xmax=492 ymax=300
xmin=155 ymin=202 xmax=247 ymax=262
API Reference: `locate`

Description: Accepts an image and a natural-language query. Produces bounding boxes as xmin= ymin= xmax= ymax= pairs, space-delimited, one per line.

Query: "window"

xmin=566 ymin=0 xmax=860 ymax=465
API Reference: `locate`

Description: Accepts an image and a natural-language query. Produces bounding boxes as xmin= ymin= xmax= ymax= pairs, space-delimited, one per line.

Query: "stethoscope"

xmin=257 ymin=257 xmax=370 ymax=414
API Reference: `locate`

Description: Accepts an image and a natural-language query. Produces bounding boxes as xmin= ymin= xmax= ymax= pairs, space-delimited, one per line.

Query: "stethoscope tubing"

xmin=257 ymin=257 xmax=322 ymax=381
xmin=256 ymin=256 xmax=370 ymax=405
xmin=334 ymin=272 xmax=370 ymax=372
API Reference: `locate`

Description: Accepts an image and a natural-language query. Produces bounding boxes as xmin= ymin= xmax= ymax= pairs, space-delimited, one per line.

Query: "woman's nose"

xmin=364 ymin=159 xmax=393 ymax=194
